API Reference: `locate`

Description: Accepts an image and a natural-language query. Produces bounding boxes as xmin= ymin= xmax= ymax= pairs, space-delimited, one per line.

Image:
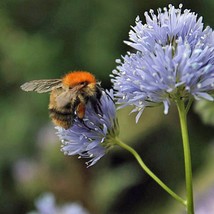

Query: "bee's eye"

xmin=69 ymin=81 xmax=88 ymax=89
xmin=79 ymin=81 xmax=88 ymax=86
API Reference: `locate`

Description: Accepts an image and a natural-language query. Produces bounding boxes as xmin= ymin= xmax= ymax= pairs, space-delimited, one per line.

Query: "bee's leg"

xmin=95 ymin=85 xmax=103 ymax=114
xmin=78 ymin=118 xmax=92 ymax=130
xmin=76 ymin=102 xmax=85 ymax=120
xmin=89 ymin=95 xmax=102 ymax=115
xmin=76 ymin=102 xmax=92 ymax=130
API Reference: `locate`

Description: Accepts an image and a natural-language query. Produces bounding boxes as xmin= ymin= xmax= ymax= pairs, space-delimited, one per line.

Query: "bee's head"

xmin=62 ymin=71 xmax=96 ymax=88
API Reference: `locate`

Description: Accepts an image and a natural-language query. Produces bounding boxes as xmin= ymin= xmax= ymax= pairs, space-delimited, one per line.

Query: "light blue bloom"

xmin=28 ymin=193 xmax=90 ymax=214
xmin=56 ymin=90 xmax=118 ymax=167
xmin=111 ymin=4 xmax=214 ymax=121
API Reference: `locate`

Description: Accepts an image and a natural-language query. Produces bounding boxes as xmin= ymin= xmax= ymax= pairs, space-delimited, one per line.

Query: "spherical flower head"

xmin=111 ymin=4 xmax=214 ymax=122
xmin=56 ymin=89 xmax=119 ymax=167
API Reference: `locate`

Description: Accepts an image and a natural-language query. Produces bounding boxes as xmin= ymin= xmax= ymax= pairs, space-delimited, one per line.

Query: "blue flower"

xmin=111 ymin=4 xmax=214 ymax=122
xmin=56 ymin=90 xmax=119 ymax=167
xmin=28 ymin=193 xmax=90 ymax=214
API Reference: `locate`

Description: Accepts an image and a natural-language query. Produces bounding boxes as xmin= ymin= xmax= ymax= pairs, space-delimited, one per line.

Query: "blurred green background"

xmin=0 ymin=0 xmax=214 ymax=213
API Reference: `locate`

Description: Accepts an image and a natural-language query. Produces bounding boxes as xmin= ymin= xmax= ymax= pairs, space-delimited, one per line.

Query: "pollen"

xmin=62 ymin=71 xmax=96 ymax=87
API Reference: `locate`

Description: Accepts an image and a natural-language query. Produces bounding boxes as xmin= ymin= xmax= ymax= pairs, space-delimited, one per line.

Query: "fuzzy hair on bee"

xmin=20 ymin=71 xmax=103 ymax=129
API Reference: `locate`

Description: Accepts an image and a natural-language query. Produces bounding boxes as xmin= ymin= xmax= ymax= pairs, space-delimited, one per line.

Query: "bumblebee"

xmin=21 ymin=71 xmax=102 ymax=129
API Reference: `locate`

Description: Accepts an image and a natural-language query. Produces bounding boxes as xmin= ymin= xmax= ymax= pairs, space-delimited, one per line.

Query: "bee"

xmin=20 ymin=71 xmax=103 ymax=129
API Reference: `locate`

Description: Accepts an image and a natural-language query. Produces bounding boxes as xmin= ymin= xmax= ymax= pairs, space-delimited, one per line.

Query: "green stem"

xmin=114 ymin=138 xmax=186 ymax=206
xmin=185 ymin=98 xmax=193 ymax=114
xmin=176 ymin=100 xmax=194 ymax=214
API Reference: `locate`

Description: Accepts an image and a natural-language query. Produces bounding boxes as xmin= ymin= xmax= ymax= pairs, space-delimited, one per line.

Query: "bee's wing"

xmin=55 ymin=85 xmax=83 ymax=108
xmin=20 ymin=79 xmax=62 ymax=93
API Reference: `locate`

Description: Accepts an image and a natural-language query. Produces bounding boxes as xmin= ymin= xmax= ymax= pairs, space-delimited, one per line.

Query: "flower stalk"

xmin=114 ymin=137 xmax=186 ymax=206
xmin=176 ymin=100 xmax=194 ymax=214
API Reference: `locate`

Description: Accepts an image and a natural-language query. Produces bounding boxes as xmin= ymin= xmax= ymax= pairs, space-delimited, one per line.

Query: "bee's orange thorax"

xmin=62 ymin=71 xmax=96 ymax=87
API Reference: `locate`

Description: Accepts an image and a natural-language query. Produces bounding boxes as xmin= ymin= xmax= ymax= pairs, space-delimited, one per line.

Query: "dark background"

xmin=0 ymin=0 xmax=214 ymax=213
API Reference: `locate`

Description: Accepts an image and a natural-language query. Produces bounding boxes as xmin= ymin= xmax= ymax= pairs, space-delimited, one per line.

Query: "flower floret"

xmin=56 ymin=89 xmax=118 ymax=166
